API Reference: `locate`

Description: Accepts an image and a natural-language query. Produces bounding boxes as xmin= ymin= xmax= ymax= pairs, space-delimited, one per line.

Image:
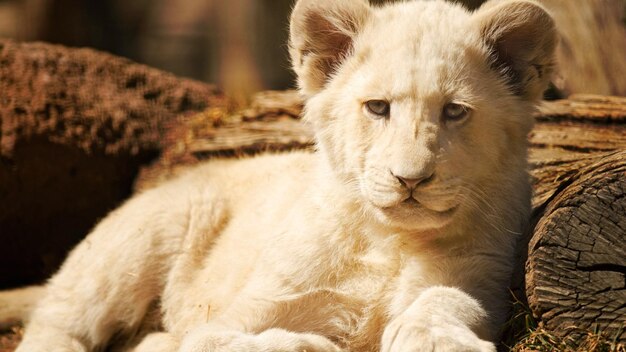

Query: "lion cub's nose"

xmin=395 ymin=173 xmax=433 ymax=190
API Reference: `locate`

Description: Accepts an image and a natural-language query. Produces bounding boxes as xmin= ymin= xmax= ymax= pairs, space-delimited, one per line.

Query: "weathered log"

xmin=525 ymin=95 xmax=626 ymax=343
xmin=527 ymin=151 xmax=626 ymax=342
xmin=135 ymin=92 xmax=626 ymax=346
xmin=135 ymin=90 xmax=310 ymax=190
xmin=529 ymin=95 xmax=626 ymax=208
xmin=0 ymin=39 xmax=224 ymax=288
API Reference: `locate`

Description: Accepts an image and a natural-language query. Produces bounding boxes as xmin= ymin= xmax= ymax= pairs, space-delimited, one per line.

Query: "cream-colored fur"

xmin=6 ymin=0 xmax=557 ymax=351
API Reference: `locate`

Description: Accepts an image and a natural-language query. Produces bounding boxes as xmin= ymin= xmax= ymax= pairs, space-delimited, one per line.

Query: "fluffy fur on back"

xmin=5 ymin=1 xmax=556 ymax=351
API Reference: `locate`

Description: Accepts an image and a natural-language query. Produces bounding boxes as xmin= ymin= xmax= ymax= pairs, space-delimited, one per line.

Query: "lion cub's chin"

xmin=369 ymin=197 xmax=459 ymax=232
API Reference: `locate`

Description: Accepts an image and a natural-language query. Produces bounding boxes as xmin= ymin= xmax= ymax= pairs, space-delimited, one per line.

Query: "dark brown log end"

xmin=527 ymin=150 xmax=626 ymax=343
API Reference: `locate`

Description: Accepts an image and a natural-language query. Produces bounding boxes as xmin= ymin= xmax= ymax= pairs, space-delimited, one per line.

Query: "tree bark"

xmin=136 ymin=92 xmax=626 ymax=345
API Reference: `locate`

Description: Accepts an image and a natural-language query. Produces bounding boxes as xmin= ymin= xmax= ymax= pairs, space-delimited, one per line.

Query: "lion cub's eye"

xmin=364 ymin=100 xmax=390 ymax=119
xmin=442 ymin=103 xmax=470 ymax=124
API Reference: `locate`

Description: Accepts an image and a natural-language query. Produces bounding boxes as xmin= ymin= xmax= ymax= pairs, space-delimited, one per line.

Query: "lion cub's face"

xmin=290 ymin=0 xmax=556 ymax=231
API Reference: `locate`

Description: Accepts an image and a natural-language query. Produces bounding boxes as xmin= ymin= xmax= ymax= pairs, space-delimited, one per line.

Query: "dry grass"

xmin=502 ymin=291 xmax=625 ymax=352
xmin=512 ymin=327 xmax=626 ymax=352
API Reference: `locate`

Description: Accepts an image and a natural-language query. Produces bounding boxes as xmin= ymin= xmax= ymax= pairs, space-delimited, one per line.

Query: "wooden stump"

xmin=527 ymin=151 xmax=625 ymax=342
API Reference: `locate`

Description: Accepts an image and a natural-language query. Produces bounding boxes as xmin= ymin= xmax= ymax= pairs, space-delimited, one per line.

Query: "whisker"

xmin=456 ymin=182 xmax=521 ymax=235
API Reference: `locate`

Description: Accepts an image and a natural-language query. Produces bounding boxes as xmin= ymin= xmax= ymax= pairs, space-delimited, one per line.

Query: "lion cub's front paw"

xmin=381 ymin=286 xmax=496 ymax=351
xmin=381 ymin=318 xmax=496 ymax=352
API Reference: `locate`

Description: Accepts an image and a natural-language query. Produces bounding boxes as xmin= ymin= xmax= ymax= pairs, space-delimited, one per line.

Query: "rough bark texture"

xmin=0 ymin=39 xmax=224 ymax=288
xmin=135 ymin=92 xmax=626 ymax=347
xmin=529 ymin=95 xmax=626 ymax=208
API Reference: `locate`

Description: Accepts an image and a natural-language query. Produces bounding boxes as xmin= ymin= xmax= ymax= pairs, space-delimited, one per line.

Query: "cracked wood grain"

xmin=527 ymin=151 xmax=626 ymax=342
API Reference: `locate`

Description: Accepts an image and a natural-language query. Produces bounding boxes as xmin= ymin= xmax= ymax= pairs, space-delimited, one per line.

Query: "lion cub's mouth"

xmin=373 ymin=195 xmax=460 ymax=230
xmin=400 ymin=197 xmax=459 ymax=216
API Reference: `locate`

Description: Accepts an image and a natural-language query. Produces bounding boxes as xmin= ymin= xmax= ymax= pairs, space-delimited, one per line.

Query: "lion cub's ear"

xmin=475 ymin=0 xmax=557 ymax=100
xmin=289 ymin=0 xmax=371 ymax=97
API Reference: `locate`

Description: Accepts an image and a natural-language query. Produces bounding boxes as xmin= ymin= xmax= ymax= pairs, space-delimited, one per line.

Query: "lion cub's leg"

xmin=381 ymin=287 xmax=496 ymax=352
xmin=178 ymin=325 xmax=342 ymax=352
xmin=16 ymin=179 xmax=227 ymax=352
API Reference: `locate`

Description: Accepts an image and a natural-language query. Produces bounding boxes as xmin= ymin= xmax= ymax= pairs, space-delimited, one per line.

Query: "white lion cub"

xmin=10 ymin=0 xmax=556 ymax=351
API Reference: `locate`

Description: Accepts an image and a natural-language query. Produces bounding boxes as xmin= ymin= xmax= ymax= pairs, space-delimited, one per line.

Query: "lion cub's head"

xmin=289 ymin=0 xmax=556 ymax=232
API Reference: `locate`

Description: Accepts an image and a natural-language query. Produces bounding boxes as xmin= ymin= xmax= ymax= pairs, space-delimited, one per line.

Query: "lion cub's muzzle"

xmin=361 ymin=166 xmax=457 ymax=211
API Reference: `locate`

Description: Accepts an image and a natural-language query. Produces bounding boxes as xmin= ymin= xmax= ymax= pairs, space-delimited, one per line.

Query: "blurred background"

xmin=1 ymin=0 xmax=626 ymax=101
xmin=2 ymin=0 xmax=625 ymax=102
xmin=0 ymin=0 xmax=626 ymax=103
xmin=0 ymin=0 xmax=489 ymax=104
